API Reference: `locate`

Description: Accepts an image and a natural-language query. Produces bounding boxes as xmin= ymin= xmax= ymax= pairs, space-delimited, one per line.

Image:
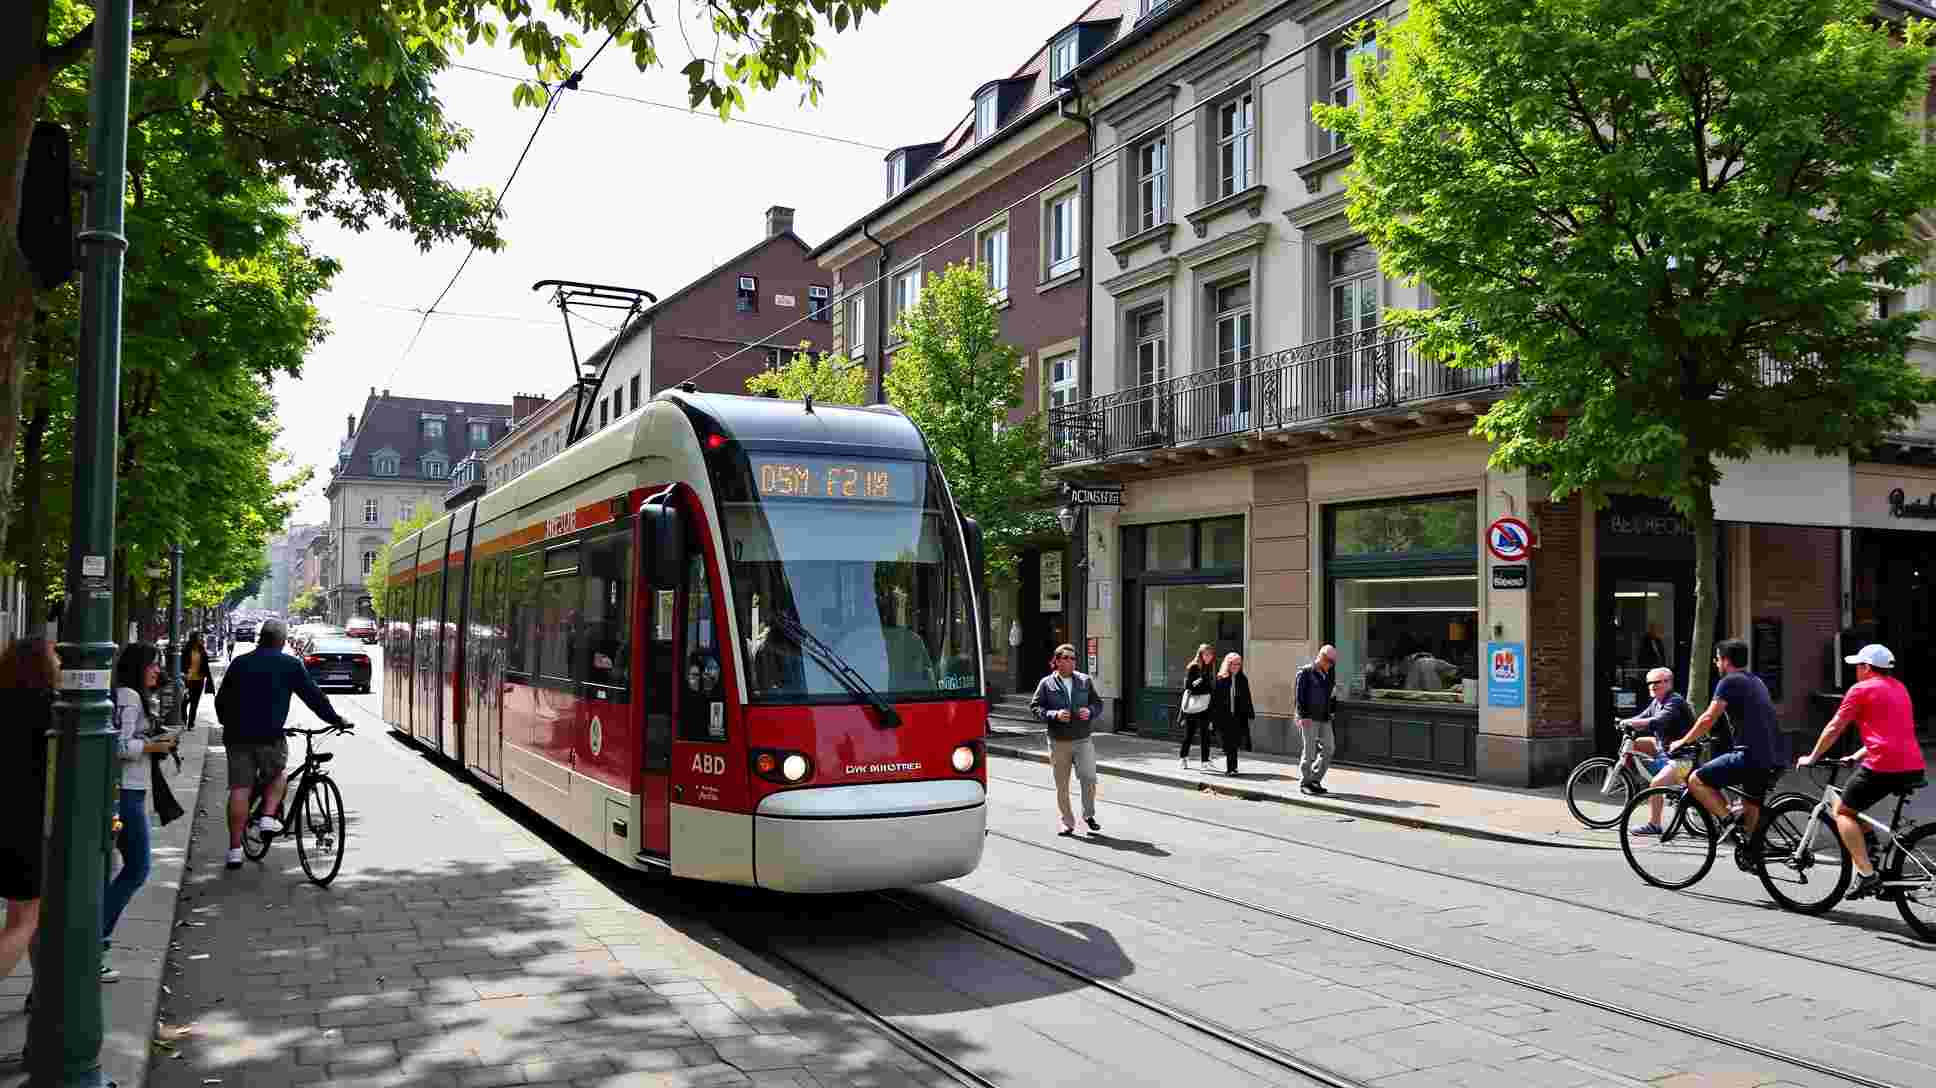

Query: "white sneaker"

xmin=99 ymin=964 xmax=120 ymax=983
xmin=1179 ymin=757 xmax=1189 ymax=770
xmin=225 ymin=847 xmax=244 ymax=870
xmin=254 ymin=814 xmax=284 ymax=835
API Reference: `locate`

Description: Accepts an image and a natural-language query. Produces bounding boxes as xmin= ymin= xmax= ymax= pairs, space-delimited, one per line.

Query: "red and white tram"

xmin=382 ymin=391 xmax=989 ymax=891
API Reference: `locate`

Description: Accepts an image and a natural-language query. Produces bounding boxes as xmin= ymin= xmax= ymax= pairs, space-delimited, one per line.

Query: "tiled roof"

xmin=329 ymin=393 xmax=515 ymax=487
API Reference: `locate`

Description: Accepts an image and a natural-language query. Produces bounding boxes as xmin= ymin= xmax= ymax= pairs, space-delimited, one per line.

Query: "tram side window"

xmin=680 ymin=548 xmax=724 ymax=742
xmin=582 ymin=531 xmax=632 ymax=688
xmin=505 ymin=551 xmax=540 ymax=679
xmin=539 ymin=545 xmax=580 ymax=683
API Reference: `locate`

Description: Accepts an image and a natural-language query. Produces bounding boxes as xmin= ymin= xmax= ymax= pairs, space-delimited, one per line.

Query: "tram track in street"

xmin=984 ymin=824 xmax=1910 ymax=1088
xmin=988 ymin=769 xmax=1936 ymax=995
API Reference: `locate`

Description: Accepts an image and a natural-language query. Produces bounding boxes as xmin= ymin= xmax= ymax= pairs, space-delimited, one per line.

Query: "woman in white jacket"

xmin=102 ymin=643 xmax=177 ymax=974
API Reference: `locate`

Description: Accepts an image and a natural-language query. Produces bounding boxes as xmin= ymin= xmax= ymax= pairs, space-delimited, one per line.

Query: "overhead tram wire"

xmin=383 ymin=0 xmax=651 ymax=387
xmin=674 ymin=2 xmax=1392 ymax=394
xmin=445 ymin=63 xmax=892 ymax=152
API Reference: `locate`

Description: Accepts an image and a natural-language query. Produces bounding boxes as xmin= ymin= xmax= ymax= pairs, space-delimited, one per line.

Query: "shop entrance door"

xmin=1597 ymin=563 xmax=1694 ymax=755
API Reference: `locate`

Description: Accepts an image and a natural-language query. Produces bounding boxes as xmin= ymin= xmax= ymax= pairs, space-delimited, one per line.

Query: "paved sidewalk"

xmin=3 ymin=671 xmax=221 ymax=1088
xmin=138 ymin=697 xmax=954 ymax=1088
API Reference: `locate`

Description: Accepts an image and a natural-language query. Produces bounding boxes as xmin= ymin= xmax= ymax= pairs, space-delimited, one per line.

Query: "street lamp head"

xmin=1056 ymin=505 xmax=1077 ymax=535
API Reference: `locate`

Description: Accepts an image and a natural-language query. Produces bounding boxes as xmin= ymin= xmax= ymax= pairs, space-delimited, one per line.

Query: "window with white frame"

xmin=371 ymin=451 xmax=398 ymax=476
xmin=807 ymin=285 xmax=831 ymax=321
xmin=891 ymin=266 xmax=921 ymax=334
xmin=885 ymin=153 xmax=907 ymax=196
xmin=362 ymin=551 xmax=377 ymax=576
xmin=1134 ymin=132 xmax=1168 ymax=232
xmin=1131 ymin=306 xmax=1167 ymax=435
xmin=1047 ymin=191 xmax=1081 ymax=278
xmin=736 ymin=275 xmax=758 ymax=313
xmin=423 ymin=457 xmax=447 ymax=479
xmin=1215 ymin=92 xmax=1255 ymax=197
xmin=421 ymin=416 xmax=444 ymax=442
xmin=397 ymin=498 xmax=413 ymax=520
xmin=1329 ymin=242 xmax=1383 ymax=404
xmin=975 ymin=89 xmax=999 ymax=141
xmin=1213 ymin=279 xmax=1253 ymax=419
xmin=1139 ymin=0 xmax=1170 ymax=19
xmin=1046 ymin=350 xmax=1080 ymax=456
xmin=363 ymin=499 xmax=379 ymax=525
xmin=1327 ymin=33 xmax=1376 ymax=155
xmin=978 ymin=223 xmax=1009 ymax=295
xmin=847 ymin=294 xmax=867 ymax=359
xmin=1050 ymin=32 xmax=1079 ymax=82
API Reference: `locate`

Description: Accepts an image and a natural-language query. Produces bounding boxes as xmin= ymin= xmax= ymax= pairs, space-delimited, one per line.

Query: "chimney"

xmin=513 ymin=392 xmax=545 ymax=423
xmin=764 ymin=205 xmax=795 ymax=239
xmin=346 ymin=414 xmax=356 ymax=439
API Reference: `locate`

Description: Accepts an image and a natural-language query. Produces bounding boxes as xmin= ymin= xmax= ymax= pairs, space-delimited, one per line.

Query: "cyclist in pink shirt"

xmin=1797 ymin=644 xmax=1929 ymax=899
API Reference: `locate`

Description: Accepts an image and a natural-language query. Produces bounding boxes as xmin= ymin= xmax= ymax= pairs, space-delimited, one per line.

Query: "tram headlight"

xmin=753 ymin=748 xmax=814 ymax=785
xmin=951 ymin=742 xmax=981 ymax=773
xmin=781 ymin=753 xmax=811 ymax=782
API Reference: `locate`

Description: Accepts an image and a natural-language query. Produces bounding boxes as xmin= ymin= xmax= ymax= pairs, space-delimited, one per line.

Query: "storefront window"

xmin=1144 ymin=583 xmax=1245 ymax=688
xmin=1327 ymin=495 xmax=1478 ymax=706
xmin=1147 ymin=522 xmax=1193 ymax=571
xmin=1200 ymin=517 xmax=1245 ymax=569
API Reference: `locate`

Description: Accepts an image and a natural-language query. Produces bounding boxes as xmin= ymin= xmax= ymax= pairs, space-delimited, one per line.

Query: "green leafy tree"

xmin=1327 ymin=0 xmax=1936 ymax=700
xmin=3 ymin=0 xmax=887 ymax=561
xmin=883 ymin=262 xmax=1047 ymax=580
xmin=368 ymin=500 xmax=441 ymax=617
xmin=744 ymin=343 xmax=867 ymax=403
xmin=289 ymin=585 xmax=325 ymax=619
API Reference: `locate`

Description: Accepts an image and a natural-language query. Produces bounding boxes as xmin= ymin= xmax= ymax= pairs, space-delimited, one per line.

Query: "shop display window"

xmin=1326 ymin=494 xmax=1479 ymax=705
xmin=1143 ymin=583 xmax=1245 ymax=688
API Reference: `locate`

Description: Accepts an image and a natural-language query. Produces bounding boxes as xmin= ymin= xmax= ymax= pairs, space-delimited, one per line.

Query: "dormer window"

xmin=737 ymin=275 xmax=758 ymax=313
xmin=1050 ymin=32 xmax=1079 ymax=82
xmin=371 ymin=448 xmax=400 ymax=476
xmin=975 ymin=89 xmax=999 ymax=141
xmin=422 ymin=456 xmax=448 ymax=479
xmin=420 ymin=414 xmax=445 ymax=442
xmin=1139 ymin=0 xmax=1170 ymax=19
xmin=885 ymin=152 xmax=907 ymax=196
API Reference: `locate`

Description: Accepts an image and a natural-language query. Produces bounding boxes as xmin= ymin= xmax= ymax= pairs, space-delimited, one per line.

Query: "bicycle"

xmin=241 ymin=722 xmax=353 ymax=887
xmin=1564 ymin=724 xmax=1666 ymax=828
xmin=1618 ymin=752 xmax=1806 ymax=890
xmin=1748 ymin=756 xmax=1936 ymax=937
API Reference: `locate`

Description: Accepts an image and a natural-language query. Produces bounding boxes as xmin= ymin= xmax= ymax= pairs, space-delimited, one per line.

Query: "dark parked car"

xmin=304 ymin=637 xmax=373 ymax=694
xmin=233 ymin=620 xmax=258 ymax=643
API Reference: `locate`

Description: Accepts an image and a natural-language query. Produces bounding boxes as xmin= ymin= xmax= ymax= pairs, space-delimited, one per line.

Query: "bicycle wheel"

xmin=1751 ymin=795 xmax=1851 ymax=914
xmin=1887 ymin=822 xmax=1936 ymax=941
xmin=1621 ymin=787 xmax=1717 ymax=890
xmin=1564 ymin=757 xmax=1632 ymax=829
xmin=241 ymin=788 xmax=271 ymax=861
xmin=294 ymin=776 xmax=347 ymax=887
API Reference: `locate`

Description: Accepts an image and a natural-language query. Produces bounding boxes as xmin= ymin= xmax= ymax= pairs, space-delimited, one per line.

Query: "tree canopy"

xmin=744 ymin=344 xmax=868 ymax=404
xmin=1327 ymin=0 xmax=1936 ymax=699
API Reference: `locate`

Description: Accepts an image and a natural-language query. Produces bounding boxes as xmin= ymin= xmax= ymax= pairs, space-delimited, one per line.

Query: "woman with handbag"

xmin=1178 ymin=643 xmax=1217 ymax=770
xmin=1211 ymin=652 xmax=1256 ymax=776
xmin=103 ymin=643 xmax=179 ymax=967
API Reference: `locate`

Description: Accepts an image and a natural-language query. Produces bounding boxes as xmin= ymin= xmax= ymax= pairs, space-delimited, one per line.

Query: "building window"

xmin=1212 ymin=279 xmax=1253 ymax=421
xmin=468 ymin=421 xmax=489 ymax=446
xmin=1134 ymin=133 xmax=1168 ymax=232
xmin=807 ymin=285 xmax=831 ymax=321
xmin=362 ymin=551 xmax=377 ymax=576
xmin=1326 ymin=242 xmax=1383 ymax=405
xmin=630 ymin=373 xmax=642 ymax=404
xmin=600 ymin=399 xmax=609 ymax=429
xmin=614 ymin=385 xmax=625 ymax=417
xmin=977 ymin=223 xmax=1009 ymax=295
xmin=1046 ymin=190 xmax=1081 ymax=279
xmin=885 ymin=152 xmax=907 ymax=196
xmin=847 ymin=294 xmax=867 ymax=359
xmin=975 ymin=89 xmax=999 ymax=141
xmin=1050 ymin=32 xmax=1079 ymax=82
xmin=423 ymin=458 xmax=447 ymax=479
xmin=736 ymin=275 xmax=757 ymax=313
xmin=890 ymin=266 xmax=921 ymax=335
xmin=1327 ymin=33 xmax=1376 ymax=155
xmin=363 ymin=499 xmax=379 ymax=525
xmin=1326 ymin=494 xmax=1478 ymax=704
xmin=1047 ymin=352 xmax=1078 ymax=410
xmin=1131 ymin=306 xmax=1167 ymax=432
xmin=1139 ymin=0 xmax=1170 ymax=19
xmin=1129 ymin=517 xmax=1246 ymax=699
xmin=422 ymin=417 xmax=444 ymax=442
xmin=1215 ymin=92 xmax=1255 ymax=197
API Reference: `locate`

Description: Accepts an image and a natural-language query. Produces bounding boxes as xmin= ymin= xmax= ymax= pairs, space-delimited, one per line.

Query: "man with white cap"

xmin=1797 ymin=643 xmax=1929 ymax=899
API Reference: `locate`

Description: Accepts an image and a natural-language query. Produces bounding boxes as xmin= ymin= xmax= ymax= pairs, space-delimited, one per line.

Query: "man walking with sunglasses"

xmin=1030 ymin=644 xmax=1106 ymax=836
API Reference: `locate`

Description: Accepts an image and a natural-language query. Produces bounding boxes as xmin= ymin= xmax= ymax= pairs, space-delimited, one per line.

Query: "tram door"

xmin=638 ymin=500 xmax=679 ymax=856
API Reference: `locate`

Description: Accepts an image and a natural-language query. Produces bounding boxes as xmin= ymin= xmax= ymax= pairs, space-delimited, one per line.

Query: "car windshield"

xmin=712 ymin=449 xmax=981 ymax=704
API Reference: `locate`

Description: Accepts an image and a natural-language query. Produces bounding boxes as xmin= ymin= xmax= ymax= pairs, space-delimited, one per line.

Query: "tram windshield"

xmin=714 ymin=450 xmax=981 ymax=704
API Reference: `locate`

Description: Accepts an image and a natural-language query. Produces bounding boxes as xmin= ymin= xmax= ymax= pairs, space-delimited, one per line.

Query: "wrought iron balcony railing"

xmin=1045 ymin=325 xmax=1517 ymax=466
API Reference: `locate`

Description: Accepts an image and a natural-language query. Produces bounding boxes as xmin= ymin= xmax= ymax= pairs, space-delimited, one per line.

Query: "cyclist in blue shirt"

xmin=1671 ymin=638 xmax=1782 ymax=846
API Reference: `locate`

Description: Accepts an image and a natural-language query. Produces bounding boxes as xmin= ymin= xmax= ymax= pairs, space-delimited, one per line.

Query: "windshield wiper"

xmin=771 ymin=611 xmax=901 ymax=727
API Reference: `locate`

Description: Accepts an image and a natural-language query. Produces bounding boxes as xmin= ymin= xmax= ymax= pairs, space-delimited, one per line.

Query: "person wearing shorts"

xmin=1621 ymin=667 xmax=1694 ymax=834
xmin=1797 ymin=643 xmax=1929 ymax=899
xmin=213 ymin=619 xmax=349 ymax=870
xmin=1673 ymin=638 xmax=1782 ymax=847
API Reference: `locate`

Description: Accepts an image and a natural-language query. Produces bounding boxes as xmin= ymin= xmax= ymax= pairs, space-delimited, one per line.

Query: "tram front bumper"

xmin=753 ymin=779 xmax=987 ymax=893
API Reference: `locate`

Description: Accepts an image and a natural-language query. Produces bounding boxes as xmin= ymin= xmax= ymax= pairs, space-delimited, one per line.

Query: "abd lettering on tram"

xmin=383 ymin=391 xmax=990 ymax=892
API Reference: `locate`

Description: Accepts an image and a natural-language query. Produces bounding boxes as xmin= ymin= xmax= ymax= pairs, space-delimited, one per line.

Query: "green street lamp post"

xmin=31 ymin=2 xmax=134 ymax=1085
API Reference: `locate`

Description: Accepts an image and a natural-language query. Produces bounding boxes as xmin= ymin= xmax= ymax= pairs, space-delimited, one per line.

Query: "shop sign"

xmin=1887 ymin=488 xmax=1936 ymax=520
xmin=1062 ymin=484 xmax=1123 ymax=507
xmin=1490 ymin=564 xmax=1529 ymax=590
xmin=1040 ymin=551 xmax=1064 ymax=612
xmin=1485 ymin=516 xmax=1534 ymax=563
xmin=1086 ymin=636 xmax=1099 ymax=674
xmin=1486 ymin=641 xmax=1526 ymax=708
xmin=1607 ymin=510 xmax=1692 ymax=536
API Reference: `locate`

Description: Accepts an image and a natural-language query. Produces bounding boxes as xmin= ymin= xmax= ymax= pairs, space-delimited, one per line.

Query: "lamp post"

xmin=1056 ymin=503 xmax=1088 ymax=680
xmin=35 ymin=3 xmax=134 ymax=1083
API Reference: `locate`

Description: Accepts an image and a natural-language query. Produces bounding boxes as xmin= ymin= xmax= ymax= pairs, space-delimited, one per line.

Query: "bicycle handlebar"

xmin=284 ymin=722 xmax=354 ymax=737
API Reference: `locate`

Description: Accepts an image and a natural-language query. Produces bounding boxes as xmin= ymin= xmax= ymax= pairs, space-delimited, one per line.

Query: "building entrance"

xmin=1852 ymin=529 xmax=1936 ymax=726
xmin=1597 ymin=563 xmax=1694 ymax=755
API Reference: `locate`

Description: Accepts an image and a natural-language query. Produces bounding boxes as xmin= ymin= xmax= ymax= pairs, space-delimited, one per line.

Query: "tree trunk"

xmin=1688 ymin=485 xmax=1719 ymax=709
xmin=0 ymin=14 xmax=53 ymax=576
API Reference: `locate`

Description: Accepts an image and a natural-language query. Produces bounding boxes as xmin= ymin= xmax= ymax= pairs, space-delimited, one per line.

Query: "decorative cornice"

xmin=1177 ymin=220 xmax=1271 ymax=268
xmin=1095 ymin=81 xmax=1180 ymax=130
xmin=1183 ymin=183 xmax=1268 ymax=239
xmin=1092 ymin=0 xmax=1251 ymax=90
xmin=1107 ymin=221 xmax=1178 ymax=270
xmin=1294 ymin=145 xmax=1355 ymax=194
xmin=1176 ymin=31 xmax=1268 ymax=90
xmin=1284 ymin=186 xmax=1351 ymax=231
xmin=1101 ymin=255 xmax=1180 ymax=297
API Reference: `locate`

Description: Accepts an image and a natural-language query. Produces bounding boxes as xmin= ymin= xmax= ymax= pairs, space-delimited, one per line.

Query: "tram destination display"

xmin=750 ymin=454 xmax=919 ymax=502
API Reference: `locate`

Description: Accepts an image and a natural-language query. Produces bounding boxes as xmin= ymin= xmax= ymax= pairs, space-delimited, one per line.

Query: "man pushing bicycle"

xmin=213 ymin=618 xmax=352 ymax=870
xmin=1797 ymin=644 xmax=1929 ymax=900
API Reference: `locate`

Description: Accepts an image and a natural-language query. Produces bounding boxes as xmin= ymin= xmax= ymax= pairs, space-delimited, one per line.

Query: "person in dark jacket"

xmin=1295 ymin=645 xmax=1339 ymax=795
xmin=1211 ymin=652 xmax=1256 ymax=776
xmin=1179 ymin=643 xmax=1217 ymax=771
xmin=1 ymin=638 xmax=59 ymax=997
xmin=182 ymin=631 xmax=211 ymax=727
xmin=215 ymin=619 xmax=350 ymax=870
xmin=1029 ymin=643 xmax=1106 ymax=836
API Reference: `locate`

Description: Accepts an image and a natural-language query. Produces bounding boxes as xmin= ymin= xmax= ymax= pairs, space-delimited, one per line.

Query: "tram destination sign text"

xmin=751 ymin=455 xmax=918 ymax=503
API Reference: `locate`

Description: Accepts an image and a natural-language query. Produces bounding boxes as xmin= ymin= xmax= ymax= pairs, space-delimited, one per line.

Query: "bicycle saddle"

xmin=1890 ymin=772 xmax=1927 ymax=796
xmin=312 ymin=752 xmax=334 ymax=764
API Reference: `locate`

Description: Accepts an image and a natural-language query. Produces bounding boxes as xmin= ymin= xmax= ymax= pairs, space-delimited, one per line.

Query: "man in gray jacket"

xmin=1030 ymin=643 xmax=1106 ymax=836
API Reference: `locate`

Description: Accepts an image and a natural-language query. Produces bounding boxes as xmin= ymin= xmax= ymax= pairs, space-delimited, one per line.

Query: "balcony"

xmin=444 ymin=453 xmax=486 ymax=509
xmin=1046 ymin=325 xmax=1517 ymax=468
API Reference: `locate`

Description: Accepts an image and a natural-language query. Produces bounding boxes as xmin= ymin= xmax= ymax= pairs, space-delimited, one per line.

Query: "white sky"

xmin=278 ymin=0 xmax=1086 ymax=524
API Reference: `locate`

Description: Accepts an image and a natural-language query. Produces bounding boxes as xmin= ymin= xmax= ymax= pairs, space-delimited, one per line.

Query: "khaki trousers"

xmin=1049 ymin=736 xmax=1099 ymax=826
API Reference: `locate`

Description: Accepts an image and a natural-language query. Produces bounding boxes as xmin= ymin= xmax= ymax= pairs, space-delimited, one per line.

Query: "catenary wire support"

xmin=532 ymin=279 xmax=655 ymax=447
